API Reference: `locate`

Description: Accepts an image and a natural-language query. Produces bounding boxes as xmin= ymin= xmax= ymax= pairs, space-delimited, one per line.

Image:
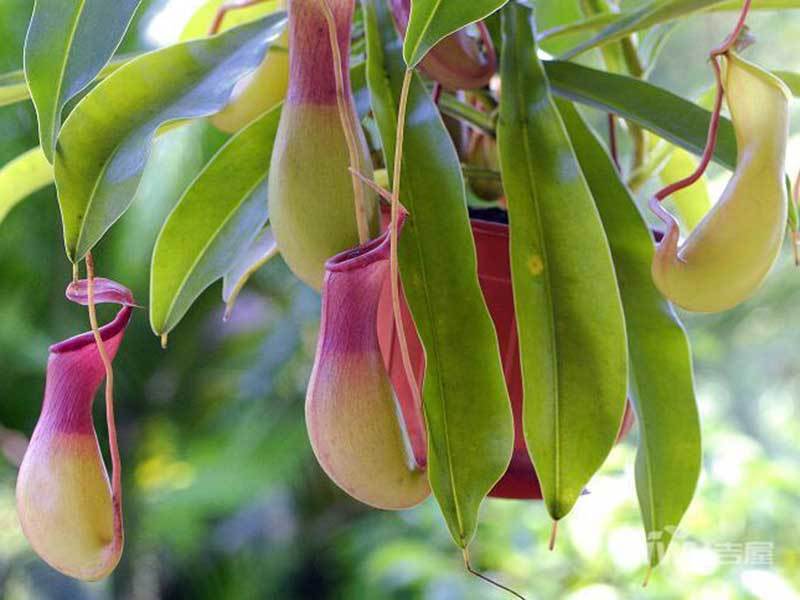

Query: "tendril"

xmin=84 ymin=252 xmax=123 ymax=557
xmin=389 ymin=70 xmax=423 ymax=412
xmin=208 ymin=0 xmax=267 ymax=35
xmin=318 ymin=0 xmax=371 ymax=244
xmin=650 ymin=0 xmax=753 ymax=224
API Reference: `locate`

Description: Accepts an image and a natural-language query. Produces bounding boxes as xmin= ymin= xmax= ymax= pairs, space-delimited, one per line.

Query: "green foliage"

xmin=1 ymin=0 xmax=799 ymax=596
xmin=364 ymin=0 xmax=513 ymax=549
xmin=23 ymin=0 xmax=141 ymax=161
xmin=498 ymin=3 xmax=627 ymax=521
xmin=559 ymin=100 xmax=701 ymax=569
xmin=554 ymin=0 xmax=800 ymax=58
xmin=222 ymin=226 xmax=278 ymax=319
xmin=545 ymin=60 xmax=737 ymax=169
xmin=150 ymin=106 xmax=281 ymax=337
xmin=55 ymin=13 xmax=286 ymax=262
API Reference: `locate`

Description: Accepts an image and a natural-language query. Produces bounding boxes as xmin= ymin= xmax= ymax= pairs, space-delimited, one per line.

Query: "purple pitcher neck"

xmin=287 ymin=0 xmax=354 ymax=106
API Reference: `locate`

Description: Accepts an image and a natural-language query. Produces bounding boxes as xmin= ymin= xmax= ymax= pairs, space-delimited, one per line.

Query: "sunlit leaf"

xmin=150 ymin=106 xmax=282 ymax=337
xmin=403 ymin=0 xmax=509 ymax=67
xmin=497 ymin=3 xmax=627 ymax=520
xmin=534 ymin=0 xmax=589 ymax=56
xmin=109 ymin=120 xmax=230 ymax=283
xmin=0 ymin=146 xmax=52 ymax=225
xmin=24 ymin=0 xmax=141 ymax=160
xmin=0 ymin=54 xmax=139 ymax=108
xmin=365 ymin=0 xmax=513 ymax=548
xmin=559 ymin=99 xmax=701 ymax=570
xmin=55 ymin=13 xmax=287 ymax=263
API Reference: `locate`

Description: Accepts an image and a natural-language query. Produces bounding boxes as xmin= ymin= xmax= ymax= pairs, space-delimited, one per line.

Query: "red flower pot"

xmin=376 ymin=212 xmax=635 ymax=500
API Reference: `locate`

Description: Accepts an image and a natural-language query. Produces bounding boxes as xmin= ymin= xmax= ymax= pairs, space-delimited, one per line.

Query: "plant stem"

xmin=390 ymin=69 xmax=421 ymax=409
xmin=652 ymin=0 xmax=752 ymax=219
xmin=319 ymin=0 xmax=371 ymax=244
xmin=85 ymin=252 xmax=123 ymax=554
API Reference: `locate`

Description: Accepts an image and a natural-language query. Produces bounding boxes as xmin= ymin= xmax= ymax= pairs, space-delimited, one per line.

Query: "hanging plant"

xmin=4 ymin=0 xmax=798 ymax=595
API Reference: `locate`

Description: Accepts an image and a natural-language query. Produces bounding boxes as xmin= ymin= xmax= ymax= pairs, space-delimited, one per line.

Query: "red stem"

xmin=651 ymin=0 xmax=752 ymax=222
xmin=209 ymin=0 xmax=268 ymax=35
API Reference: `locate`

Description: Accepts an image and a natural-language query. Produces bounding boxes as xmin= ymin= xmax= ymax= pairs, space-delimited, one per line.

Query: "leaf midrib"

xmin=511 ymin=47 xmax=561 ymax=510
xmin=161 ymin=174 xmax=267 ymax=332
xmin=43 ymin=0 xmax=86 ymax=155
xmin=71 ymin=31 xmax=267 ymax=257
xmin=630 ymin=366 xmax=660 ymax=563
xmin=376 ymin=48 xmax=467 ymax=541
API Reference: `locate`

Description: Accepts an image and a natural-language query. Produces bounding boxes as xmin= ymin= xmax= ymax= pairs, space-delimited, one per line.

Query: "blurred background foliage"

xmin=0 ymin=0 xmax=799 ymax=598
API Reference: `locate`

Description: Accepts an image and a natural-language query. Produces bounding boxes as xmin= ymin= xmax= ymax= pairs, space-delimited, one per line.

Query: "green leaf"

xmin=533 ymin=0 xmax=589 ymax=56
xmin=546 ymin=0 xmax=800 ymax=60
xmin=0 ymin=54 xmax=139 ymax=108
xmin=558 ymin=99 xmax=701 ymax=569
xmin=497 ymin=3 xmax=627 ymax=520
xmin=403 ymin=0 xmax=509 ymax=68
xmin=544 ymin=60 xmax=737 ymax=170
xmin=562 ymin=0 xmax=720 ymax=59
xmin=0 ymin=69 xmax=29 ymax=106
xmin=364 ymin=0 xmax=513 ymax=548
xmin=0 ymin=146 xmax=52 ymax=225
xmin=108 ymin=120 xmax=230 ymax=283
xmin=24 ymin=0 xmax=141 ymax=161
xmin=222 ymin=226 xmax=278 ymax=320
xmin=541 ymin=0 xmax=800 ymax=45
xmin=55 ymin=13 xmax=287 ymax=263
xmin=150 ymin=105 xmax=282 ymax=337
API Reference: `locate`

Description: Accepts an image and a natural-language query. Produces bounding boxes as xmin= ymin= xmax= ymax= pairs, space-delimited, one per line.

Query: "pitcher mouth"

xmin=326 ymin=213 xmax=406 ymax=273
xmin=49 ymin=307 xmax=132 ymax=355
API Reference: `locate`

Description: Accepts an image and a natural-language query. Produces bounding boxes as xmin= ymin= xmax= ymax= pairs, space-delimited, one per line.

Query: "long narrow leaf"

xmin=55 ymin=13 xmax=286 ymax=263
xmin=559 ymin=99 xmax=701 ymax=570
xmin=497 ymin=3 xmax=627 ymax=520
xmin=24 ymin=0 xmax=141 ymax=160
xmin=364 ymin=0 xmax=513 ymax=548
xmin=150 ymin=106 xmax=282 ymax=336
xmin=544 ymin=60 xmax=737 ymax=170
xmin=560 ymin=0 xmax=800 ymax=58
